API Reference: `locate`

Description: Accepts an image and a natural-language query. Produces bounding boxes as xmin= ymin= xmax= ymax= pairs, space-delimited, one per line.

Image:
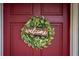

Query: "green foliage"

xmin=21 ymin=16 xmax=53 ymax=48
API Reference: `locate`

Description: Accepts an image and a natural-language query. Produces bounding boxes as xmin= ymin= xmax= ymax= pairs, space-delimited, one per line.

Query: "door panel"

xmin=4 ymin=3 xmax=70 ymax=56
xmin=41 ymin=4 xmax=63 ymax=15
xmin=40 ymin=23 xmax=63 ymax=56
xmin=10 ymin=4 xmax=33 ymax=15
xmin=10 ymin=23 xmax=33 ymax=56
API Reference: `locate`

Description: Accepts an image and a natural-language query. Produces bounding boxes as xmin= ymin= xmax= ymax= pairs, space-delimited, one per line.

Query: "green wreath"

xmin=21 ymin=16 xmax=55 ymax=48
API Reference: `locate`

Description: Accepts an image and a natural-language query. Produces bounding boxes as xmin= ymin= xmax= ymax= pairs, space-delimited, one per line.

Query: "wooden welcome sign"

xmin=25 ymin=27 xmax=48 ymax=36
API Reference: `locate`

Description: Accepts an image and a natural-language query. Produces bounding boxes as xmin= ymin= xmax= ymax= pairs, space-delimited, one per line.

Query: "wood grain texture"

xmin=4 ymin=3 xmax=70 ymax=56
xmin=10 ymin=4 xmax=33 ymax=15
xmin=41 ymin=4 xmax=63 ymax=15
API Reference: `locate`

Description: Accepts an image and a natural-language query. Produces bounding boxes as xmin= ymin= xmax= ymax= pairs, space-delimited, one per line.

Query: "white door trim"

xmin=70 ymin=3 xmax=78 ymax=56
xmin=0 ymin=3 xmax=78 ymax=56
xmin=0 ymin=3 xmax=3 ymax=56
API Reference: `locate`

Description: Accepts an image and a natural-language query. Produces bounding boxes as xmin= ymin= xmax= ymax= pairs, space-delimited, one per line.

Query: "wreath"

xmin=21 ymin=16 xmax=55 ymax=49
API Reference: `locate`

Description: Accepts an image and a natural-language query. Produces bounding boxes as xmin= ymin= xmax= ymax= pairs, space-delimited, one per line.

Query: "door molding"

xmin=0 ymin=3 xmax=3 ymax=56
xmin=0 ymin=3 xmax=78 ymax=56
xmin=70 ymin=3 xmax=78 ymax=56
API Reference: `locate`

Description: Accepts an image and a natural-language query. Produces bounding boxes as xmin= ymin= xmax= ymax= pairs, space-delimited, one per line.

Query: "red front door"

xmin=4 ymin=3 xmax=70 ymax=56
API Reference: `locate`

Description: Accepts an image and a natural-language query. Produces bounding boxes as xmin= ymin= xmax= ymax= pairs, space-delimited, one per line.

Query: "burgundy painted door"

xmin=4 ymin=4 xmax=70 ymax=56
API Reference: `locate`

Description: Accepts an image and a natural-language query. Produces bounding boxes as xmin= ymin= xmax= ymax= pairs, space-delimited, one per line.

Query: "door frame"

xmin=0 ymin=3 xmax=78 ymax=56
xmin=70 ymin=3 xmax=78 ymax=56
xmin=0 ymin=3 xmax=3 ymax=56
